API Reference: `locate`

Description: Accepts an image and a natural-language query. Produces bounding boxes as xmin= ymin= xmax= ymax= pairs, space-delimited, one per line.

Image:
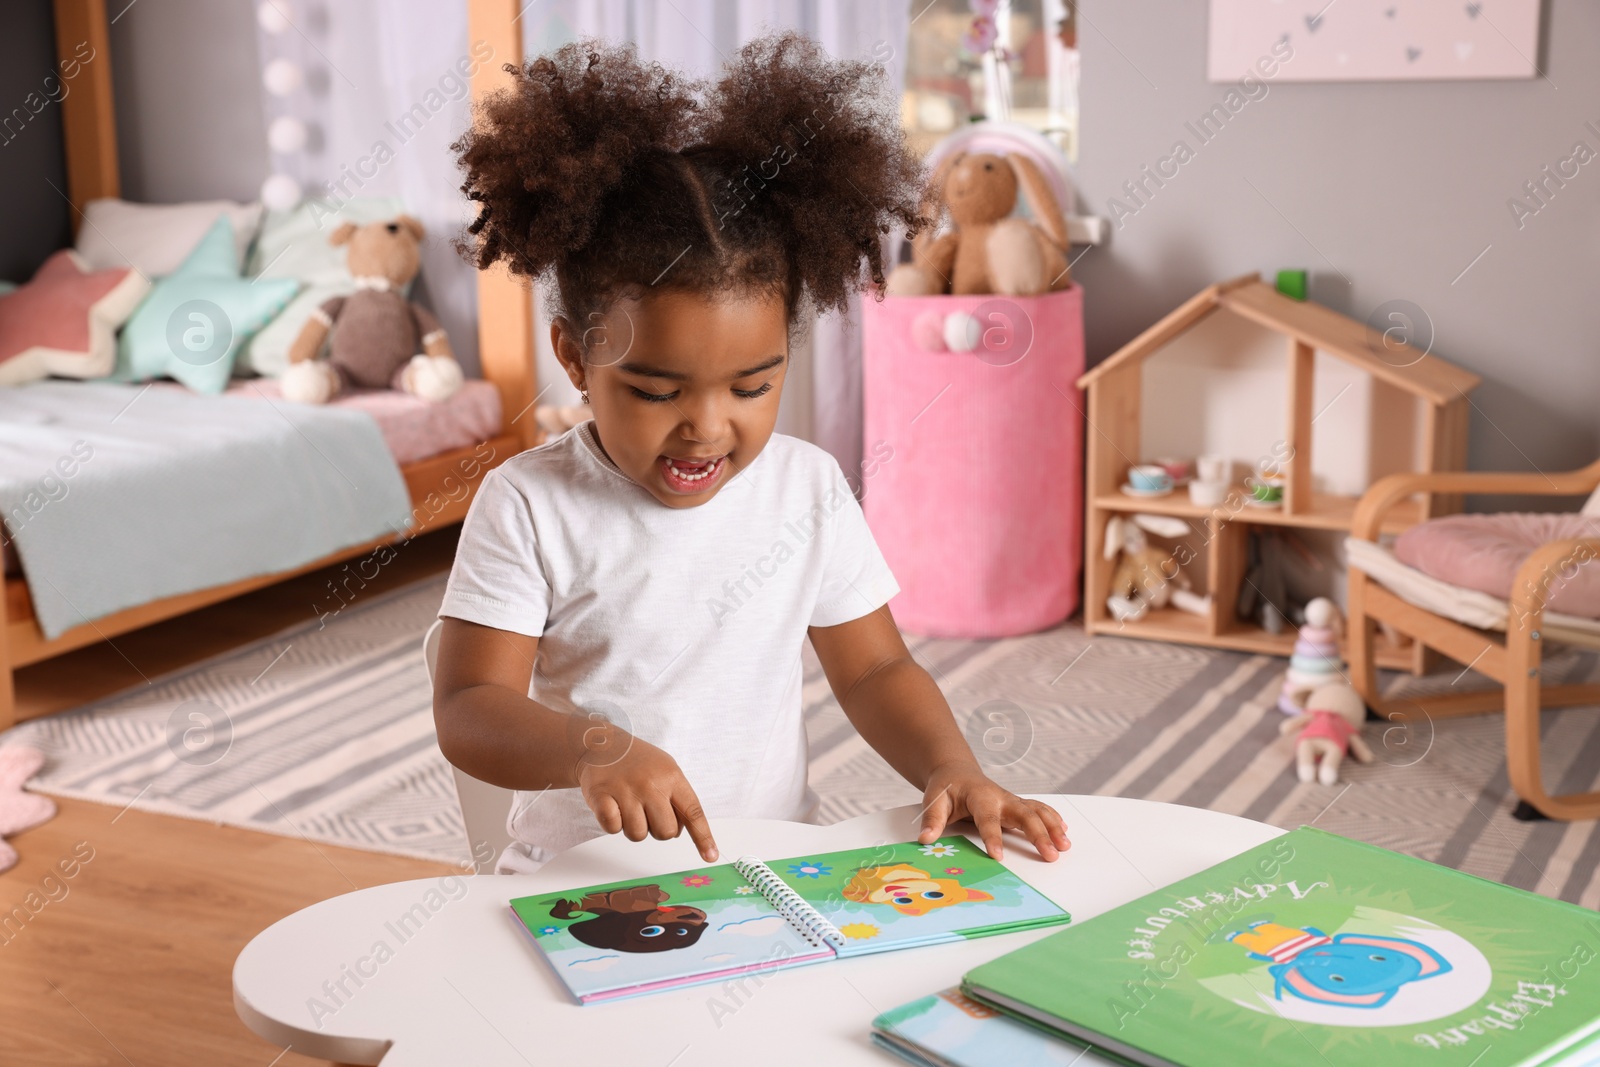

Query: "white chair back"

xmin=424 ymin=619 xmax=516 ymax=874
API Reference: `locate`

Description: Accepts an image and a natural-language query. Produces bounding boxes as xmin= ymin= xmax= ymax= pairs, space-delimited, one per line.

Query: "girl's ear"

xmin=550 ymin=316 xmax=589 ymax=392
xmin=1005 ymin=153 xmax=1070 ymax=250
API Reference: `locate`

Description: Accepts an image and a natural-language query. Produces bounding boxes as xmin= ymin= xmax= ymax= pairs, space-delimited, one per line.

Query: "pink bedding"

xmin=225 ymin=378 xmax=502 ymax=465
xmin=1393 ymin=512 xmax=1600 ymax=619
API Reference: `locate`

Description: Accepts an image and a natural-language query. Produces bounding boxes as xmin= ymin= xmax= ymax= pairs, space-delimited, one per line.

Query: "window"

xmin=902 ymin=0 xmax=1081 ymax=160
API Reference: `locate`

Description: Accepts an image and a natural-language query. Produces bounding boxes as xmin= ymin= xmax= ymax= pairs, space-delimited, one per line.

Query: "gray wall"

xmin=1075 ymin=0 xmax=1599 ymax=479
xmin=109 ymin=0 xmax=266 ymax=204
xmin=94 ymin=1 xmax=1599 ymax=478
xmin=0 ymin=0 xmax=74 ymax=282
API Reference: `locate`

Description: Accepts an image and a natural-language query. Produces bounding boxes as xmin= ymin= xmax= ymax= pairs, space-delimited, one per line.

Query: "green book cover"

xmin=963 ymin=827 xmax=1600 ymax=1067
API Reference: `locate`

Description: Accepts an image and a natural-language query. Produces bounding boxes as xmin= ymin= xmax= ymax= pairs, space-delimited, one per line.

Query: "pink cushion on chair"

xmin=1393 ymin=513 xmax=1600 ymax=619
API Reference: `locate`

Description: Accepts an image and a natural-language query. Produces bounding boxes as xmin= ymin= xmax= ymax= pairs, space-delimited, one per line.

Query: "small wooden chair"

xmin=1347 ymin=459 xmax=1600 ymax=821
xmin=423 ymin=619 xmax=515 ymax=872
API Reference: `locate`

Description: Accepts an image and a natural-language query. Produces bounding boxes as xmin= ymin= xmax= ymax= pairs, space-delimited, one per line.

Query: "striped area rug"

xmin=9 ymin=577 xmax=464 ymax=864
xmin=9 ymin=574 xmax=1600 ymax=905
xmin=809 ymin=626 xmax=1600 ymax=907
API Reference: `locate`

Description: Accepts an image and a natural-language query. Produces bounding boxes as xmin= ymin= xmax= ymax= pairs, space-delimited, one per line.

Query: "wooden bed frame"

xmin=1348 ymin=460 xmax=1600 ymax=821
xmin=0 ymin=0 xmax=542 ymax=729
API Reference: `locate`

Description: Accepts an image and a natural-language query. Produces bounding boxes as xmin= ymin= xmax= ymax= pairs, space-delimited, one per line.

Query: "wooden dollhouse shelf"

xmin=1091 ymin=491 xmax=1424 ymax=535
xmin=1110 ymin=607 xmax=1419 ymax=670
xmin=1076 ymin=273 xmax=1482 ymax=675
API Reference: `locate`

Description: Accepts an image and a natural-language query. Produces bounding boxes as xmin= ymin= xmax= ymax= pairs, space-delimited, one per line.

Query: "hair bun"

xmin=453 ymin=44 xmax=700 ymax=278
xmin=696 ymin=33 xmax=925 ymax=309
xmin=452 ymin=34 xmax=926 ymax=322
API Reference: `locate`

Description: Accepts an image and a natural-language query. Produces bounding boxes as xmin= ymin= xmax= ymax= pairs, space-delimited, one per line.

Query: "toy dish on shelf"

xmin=1244 ymin=496 xmax=1283 ymax=509
xmin=1121 ymin=483 xmax=1173 ymax=498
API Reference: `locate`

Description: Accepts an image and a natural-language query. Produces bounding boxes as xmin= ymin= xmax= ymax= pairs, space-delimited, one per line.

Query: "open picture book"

xmin=962 ymin=827 xmax=1600 ymax=1067
xmin=510 ymin=835 xmax=1069 ymax=1003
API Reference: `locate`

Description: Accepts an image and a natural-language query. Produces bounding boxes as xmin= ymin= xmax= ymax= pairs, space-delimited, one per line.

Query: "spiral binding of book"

xmin=733 ymin=857 xmax=846 ymax=950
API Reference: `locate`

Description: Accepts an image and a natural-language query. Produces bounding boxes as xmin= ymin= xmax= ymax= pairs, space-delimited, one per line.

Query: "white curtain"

xmin=256 ymin=0 xmax=482 ymax=376
xmin=259 ymin=0 xmax=909 ymax=474
xmin=521 ymin=0 xmax=912 ymax=477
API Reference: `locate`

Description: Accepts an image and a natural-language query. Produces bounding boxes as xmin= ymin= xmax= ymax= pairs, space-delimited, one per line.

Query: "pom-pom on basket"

xmin=862 ymin=286 xmax=1085 ymax=638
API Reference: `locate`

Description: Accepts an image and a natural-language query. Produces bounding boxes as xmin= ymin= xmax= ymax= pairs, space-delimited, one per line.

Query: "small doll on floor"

xmin=1280 ymin=683 xmax=1374 ymax=786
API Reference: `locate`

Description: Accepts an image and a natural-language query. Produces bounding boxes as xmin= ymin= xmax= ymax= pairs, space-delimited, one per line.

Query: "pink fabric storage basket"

xmin=862 ymin=288 xmax=1084 ymax=638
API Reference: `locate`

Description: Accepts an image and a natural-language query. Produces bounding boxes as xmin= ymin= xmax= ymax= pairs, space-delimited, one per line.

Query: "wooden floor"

xmin=1 ymin=528 xmax=462 ymax=1065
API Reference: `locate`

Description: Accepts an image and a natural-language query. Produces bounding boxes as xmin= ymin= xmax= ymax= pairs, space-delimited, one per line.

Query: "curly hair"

xmin=451 ymin=33 xmax=926 ymax=336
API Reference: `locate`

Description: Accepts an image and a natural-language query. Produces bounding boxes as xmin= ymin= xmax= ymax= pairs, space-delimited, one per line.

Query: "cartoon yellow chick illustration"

xmin=842 ymin=864 xmax=994 ymax=917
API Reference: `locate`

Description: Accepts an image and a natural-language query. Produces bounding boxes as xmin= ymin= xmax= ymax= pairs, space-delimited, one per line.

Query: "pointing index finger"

xmin=674 ymin=792 xmax=718 ymax=863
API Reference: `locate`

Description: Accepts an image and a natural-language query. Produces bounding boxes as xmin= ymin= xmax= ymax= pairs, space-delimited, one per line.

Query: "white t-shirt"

xmin=438 ymin=422 xmax=899 ymax=872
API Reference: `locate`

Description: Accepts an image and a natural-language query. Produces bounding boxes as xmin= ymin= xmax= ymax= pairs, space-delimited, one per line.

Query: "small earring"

xmin=580 ymin=390 xmax=590 ymax=405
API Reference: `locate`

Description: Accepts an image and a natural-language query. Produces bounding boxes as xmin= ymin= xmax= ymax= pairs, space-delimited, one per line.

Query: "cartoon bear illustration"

xmin=549 ymin=884 xmax=708 ymax=953
xmin=1227 ymin=920 xmax=1452 ymax=1008
xmin=842 ymin=864 xmax=995 ymax=917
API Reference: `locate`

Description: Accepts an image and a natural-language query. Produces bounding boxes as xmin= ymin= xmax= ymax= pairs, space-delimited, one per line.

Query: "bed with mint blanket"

xmin=0 ymin=381 xmax=414 ymax=640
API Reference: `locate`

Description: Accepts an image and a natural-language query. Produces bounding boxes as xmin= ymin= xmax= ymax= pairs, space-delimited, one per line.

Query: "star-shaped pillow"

xmin=0 ymin=251 xmax=150 ymax=385
xmin=112 ymin=216 xmax=299 ymax=393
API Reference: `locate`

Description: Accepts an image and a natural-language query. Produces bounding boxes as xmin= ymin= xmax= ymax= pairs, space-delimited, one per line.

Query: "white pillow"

xmin=245 ymin=195 xmax=407 ymax=283
xmin=75 ymin=198 xmax=263 ymax=277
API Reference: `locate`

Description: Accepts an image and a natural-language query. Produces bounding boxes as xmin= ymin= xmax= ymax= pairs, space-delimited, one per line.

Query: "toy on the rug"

xmin=1278 ymin=597 xmax=1344 ymax=714
xmin=1104 ymin=514 xmax=1211 ymax=623
xmin=885 ymin=151 xmax=1071 ymax=297
xmin=282 ymin=216 xmax=464 ymax=405
xmin=0 ymin=745 xmax=57 ymax=873
xmin=1280 ymin=683 xmax=1373 ymax=786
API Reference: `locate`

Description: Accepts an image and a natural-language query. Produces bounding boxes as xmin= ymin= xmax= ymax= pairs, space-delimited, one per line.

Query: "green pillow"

xmin=112 ymin=216 xmax=298 ymax=393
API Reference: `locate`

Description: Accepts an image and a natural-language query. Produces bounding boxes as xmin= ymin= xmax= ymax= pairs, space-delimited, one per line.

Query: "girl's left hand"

xmin=917 ymin=762 xmax=1071 ymax=862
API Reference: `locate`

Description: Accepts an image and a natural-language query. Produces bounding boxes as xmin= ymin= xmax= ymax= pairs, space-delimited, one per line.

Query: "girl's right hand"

xmin=575 ymin=730 xmax=719 ymax=863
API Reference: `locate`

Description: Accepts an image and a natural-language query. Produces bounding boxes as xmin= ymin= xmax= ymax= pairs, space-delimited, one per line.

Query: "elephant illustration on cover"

xmin=1227 ymin=920 xmax=1452 ymax=1007
xmin=549 ymin=884 xmax=708 ymax=953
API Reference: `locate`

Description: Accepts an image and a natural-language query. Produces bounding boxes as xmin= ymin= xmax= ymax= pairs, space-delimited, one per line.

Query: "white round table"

xmin=234 ymin=795 xmax=1282 ymax=1065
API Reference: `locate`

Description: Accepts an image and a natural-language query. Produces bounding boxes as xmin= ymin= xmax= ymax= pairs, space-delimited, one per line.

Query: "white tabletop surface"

xmin=234 ymin=794 xmax=1283 ymax=1065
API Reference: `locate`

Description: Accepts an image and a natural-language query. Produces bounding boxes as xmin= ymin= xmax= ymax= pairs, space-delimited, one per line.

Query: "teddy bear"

xmin=1280 ymin=682 xmax=1374 ymax=786
xmin=281 ymin=216 xmax=464 ymax=404
xmin=885 ymin=151 xmax=1071 ymax=297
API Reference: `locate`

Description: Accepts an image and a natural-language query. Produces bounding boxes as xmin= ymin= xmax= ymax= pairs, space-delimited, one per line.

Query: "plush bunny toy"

xmin=885 ymin=151 xmax=1072 ymax=297
xmin=282 ymin=216 xmax=464 ymax=404
xmin=1104 ymin=514 xmax=1210 ymax=623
